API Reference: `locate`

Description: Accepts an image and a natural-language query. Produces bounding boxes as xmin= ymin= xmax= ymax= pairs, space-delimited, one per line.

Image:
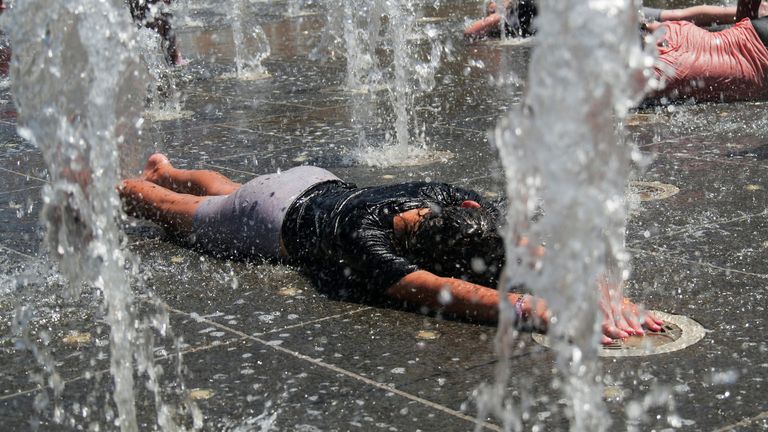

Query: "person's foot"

xmin=141 ymin=153 xmax=172 ymax=183
xmin=173 ymin=55 xmax=189 ymax=67
xmin=170 ymin=48 xmax=189 ymax=67
xmin=486 ymin=1 xmax=497 ymax=16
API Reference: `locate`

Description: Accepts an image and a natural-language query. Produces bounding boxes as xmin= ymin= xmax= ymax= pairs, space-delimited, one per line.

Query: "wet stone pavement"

xmin=1 ymin=0 xmax=768 ymax=430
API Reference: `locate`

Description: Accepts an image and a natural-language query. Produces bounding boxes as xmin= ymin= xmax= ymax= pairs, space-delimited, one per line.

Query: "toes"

xmin=644 ymin=316 xmax=662 ymax=331
xmin=602 ymin=323 xmax=629 ymax=340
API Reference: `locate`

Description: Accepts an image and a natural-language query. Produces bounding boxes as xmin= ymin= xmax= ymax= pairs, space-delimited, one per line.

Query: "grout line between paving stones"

xmin=713 ymin=410 xmax=768 ymax=431
xmin=0 ymin=306 xmax=372 ymax=402
xmin=0 ymin=185 xmax=42 ymax=196
xmin=203 ymin=140 xmax=307 ymax=162
xmin=442 ymin=124 xmax=489 ymax=133
xmin=165 ymin=304 xmax=503 ymax=431
xmin=0 ymin=166 xmax=47 ymax=184
xmin=628 ymin=247 xmax=768 ymax=279
xmin=650 ymin=150 xmax=768 ymax=168
xmin=263 ymin=100 xmax=347 ymax=111
xmin=214 ymin=123 xmax=296 ymax=140
xmin=200 ymin=162 xmax=258 ymax=177
xmin=0 ymin=338 xmax=253 ymax=403
xmin=628 ymin=208 xmax=768 ymax=244
xmin=164 ymin=303 xmax=373 ymax=339
xmin=0 ymin=244 xmax=40 ymax=261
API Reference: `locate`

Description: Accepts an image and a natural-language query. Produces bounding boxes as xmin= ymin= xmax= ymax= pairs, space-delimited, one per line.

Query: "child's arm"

xmin=464 ymin=14 xmax=503 ymax=40
xmin=386 ymin=269 xmax=547 ymax=323
xmin=659 ymin=5 xmax=739 ymax=26
xmin=387 ymin=270 xmax=663 ymax=343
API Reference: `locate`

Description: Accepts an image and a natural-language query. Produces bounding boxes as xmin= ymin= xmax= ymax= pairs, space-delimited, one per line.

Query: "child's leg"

xmin=120 ymin=179 xmax=205 ymax=232
xmin=142 ymin=154 xmax=241 ymax=196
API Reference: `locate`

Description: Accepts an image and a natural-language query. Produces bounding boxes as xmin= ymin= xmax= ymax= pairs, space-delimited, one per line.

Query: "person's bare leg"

xmin=120 ymin=178 xmax=205 ymax=232
xmin=141 ymin=153 xmax=241 ymax=196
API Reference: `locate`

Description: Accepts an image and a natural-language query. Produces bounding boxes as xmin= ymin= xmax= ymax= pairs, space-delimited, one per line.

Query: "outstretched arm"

xmin=386 ymin=270 xmax=547 ymax=323
xmin=387 ymin=270 xmax=663 ymax=343
xmin=464 ymin=14 xmax=503 ymax=40
xmin=658 ymin=6 xmax=740 ymax=26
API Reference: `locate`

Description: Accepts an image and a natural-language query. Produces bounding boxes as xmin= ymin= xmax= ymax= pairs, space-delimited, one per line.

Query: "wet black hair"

xmin=403 ymin=206 xmax=505 ymax=286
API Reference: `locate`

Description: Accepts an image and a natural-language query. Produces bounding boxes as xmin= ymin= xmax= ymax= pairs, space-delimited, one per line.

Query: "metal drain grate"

xmin=531 ymin=311 xmax=705 ymax=357
xmin=602 ymin=323 xmax=680 ymax=351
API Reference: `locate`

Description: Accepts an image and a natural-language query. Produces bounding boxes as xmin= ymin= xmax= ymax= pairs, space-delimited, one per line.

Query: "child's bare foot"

xmin=173 ymin=54 xmax=189 ymax=67
xmin=141 ymin=153 xmax=172 ymax=183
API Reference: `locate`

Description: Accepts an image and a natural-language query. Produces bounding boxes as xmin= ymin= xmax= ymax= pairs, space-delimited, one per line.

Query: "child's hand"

xmin=599 ymin=296 xmax=664 ymax=345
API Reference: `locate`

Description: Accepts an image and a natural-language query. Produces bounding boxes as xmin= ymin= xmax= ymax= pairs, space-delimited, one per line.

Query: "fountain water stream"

xmin=347 ymin=0 xmax=449 ymax=166
xmin=3 ymin=0 xmax=195 ymax=430
xmin=139 ymin=27 xmax=189 ymax=121
xmin=230 ymin=0 xmax=271 ymax=80
xmin=6 ymin=1 xmax=144 ymax=428
xmin=483 ymin=0 xmax=653 ymax=429
xmin=339 ymin=1 xmax=382 ymax=149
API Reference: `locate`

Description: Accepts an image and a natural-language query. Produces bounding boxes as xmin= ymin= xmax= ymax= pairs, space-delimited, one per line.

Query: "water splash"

xmin=339 ymin=0 xmax=450 ymax=166
xmin=229 ymin=0 xmax=271 ymax=80
xmin=137 ymin=27 xmax=191 ymax=121
xmin=6 ymin=0 xmax=145 ymax=428
xmin=485 ymin=0 xmax=652 ymax=429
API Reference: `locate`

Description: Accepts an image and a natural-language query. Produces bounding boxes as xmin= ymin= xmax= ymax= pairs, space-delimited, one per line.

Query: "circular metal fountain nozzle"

xmin=629 ymin=181 xmax=679 ymax=201
xmin=531 ymin=311 xmax=705 ymax=357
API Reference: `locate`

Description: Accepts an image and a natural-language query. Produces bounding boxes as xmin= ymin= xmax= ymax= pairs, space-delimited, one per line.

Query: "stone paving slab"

xmin=627 ymin=153 xmax=768 ymax=240
xmin=606 ymin=252 xmax=768 ymax=431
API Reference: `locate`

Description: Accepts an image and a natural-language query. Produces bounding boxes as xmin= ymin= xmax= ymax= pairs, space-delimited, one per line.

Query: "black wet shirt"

xmin=281 ymin=181 xmax=489 ymax=298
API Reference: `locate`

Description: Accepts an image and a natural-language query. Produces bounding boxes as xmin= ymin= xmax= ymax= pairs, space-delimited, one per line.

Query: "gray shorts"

xmin=191 ymin=166 xmax=340 ymax=259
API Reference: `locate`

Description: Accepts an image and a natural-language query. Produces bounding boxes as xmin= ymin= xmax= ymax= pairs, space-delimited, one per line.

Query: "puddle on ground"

xmin=284 ymin=11 xmax=318 ymax=18
xmin=277 ymin=286 xmax=302 ymax=297
xmin=217 ymin=71 xmax=272 ymax=81
xmin=491 ymin=37 xmax=536 ymax=47
xmin=62 ymin=331 xmax=92 ymax=346
xmin=625 ymin=113 xmax=660 ymax=126
xmin=628 ymin=181 xmax=680 ymax=201
xmin=417 ymin=17 xmax=448 ymax=23
xmin=320 ymin=84 xmax=389 ymax=95
xmin=356 ymin=147 xmax=454 ymax=167
xmin=188 ymin=388 xmax=215 ymax=400
xmin=415 ymin=330 xmax=441 ymax=340
xmin=144 ymin=109 xmax=195 ymax=121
